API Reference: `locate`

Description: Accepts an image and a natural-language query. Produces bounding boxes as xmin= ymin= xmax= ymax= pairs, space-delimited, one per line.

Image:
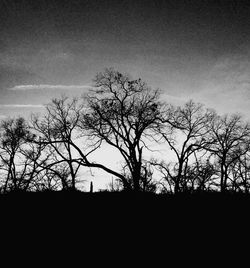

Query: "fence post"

xmin=90 ymin=181 xmax=93 ymax=193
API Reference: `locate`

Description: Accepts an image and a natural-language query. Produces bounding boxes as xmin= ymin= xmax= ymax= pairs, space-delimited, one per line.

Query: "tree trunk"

xmin=174 ymin=182 xmax=180 ymax=194
xmin=220 ymin=164 xmax=226 ymax=192
xmin=133 ymin=166 xmax=141 ymax=192
xmin=71 ymin=175 xmax=76 ymax=191
xmin=175 ymin=160 xmax=183 ymax=193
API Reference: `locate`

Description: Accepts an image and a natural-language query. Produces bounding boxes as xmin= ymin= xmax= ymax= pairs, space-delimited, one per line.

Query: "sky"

xmin=1 ymin=0 xmax=250 ymax=189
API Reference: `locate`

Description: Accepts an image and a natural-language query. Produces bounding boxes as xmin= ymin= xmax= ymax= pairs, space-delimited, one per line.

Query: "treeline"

xmin=1 ymin=68 xmax=250 ymax=194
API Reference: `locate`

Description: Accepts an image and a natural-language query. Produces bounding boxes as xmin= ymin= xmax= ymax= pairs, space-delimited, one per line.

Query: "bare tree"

xmin=153 ymin=100 xmax=213 ymax=193
xmin=229 ymin=151 xmax=250 ymax=193
xmin=183 ymin=153 xmax=216 ymax=192
xmin=31 ymin=96 xmax=93 ymax=191
xmin=32 ymin=161 xmax=71 ymax=192
xmin=205 ymin=113 xmax=250 ymax=192
xmin=0 ymin=117 xmax=37 ymax=192
xmin=81 ymin=68 xmax=165 ymax=192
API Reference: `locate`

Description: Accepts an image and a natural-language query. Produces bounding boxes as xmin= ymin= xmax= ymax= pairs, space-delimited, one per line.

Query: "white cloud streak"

xmin=0 ymin=104 xmax=44 ymax=108
xmin=9 ymin=84 xmax=92 ymax=91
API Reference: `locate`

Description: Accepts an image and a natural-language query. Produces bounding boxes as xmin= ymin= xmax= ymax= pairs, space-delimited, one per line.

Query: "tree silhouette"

xmin=230 ymin=152 xmax=250 ymax=193
xmin=31 ymin=96 xmax=91 ymax=191
xmin=1 ymin=68 xmax=250 ymax=195
xmin=153 ymin=100 xmax=213 ymax=193
xmin=184 ymin=153 xmax=216 ymax=192
xmin=81 ymin=68 xmax=165 ymax=192
xmin=205 ymin=113 xmax=250 ymax=192
xmin=0 ymin=117 xmax=36 ymax=192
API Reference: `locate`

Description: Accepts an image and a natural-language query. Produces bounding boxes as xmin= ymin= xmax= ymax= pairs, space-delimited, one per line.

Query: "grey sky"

xmin=1 ymin=0 xmax=250 ymax=117
xmin=1 ymin=0 xmax=250 ymax=118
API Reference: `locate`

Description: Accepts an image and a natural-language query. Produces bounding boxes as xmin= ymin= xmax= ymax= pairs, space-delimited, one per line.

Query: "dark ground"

xmin=0 ymin=191 xmax=248 ymax=265
xmin=1 ymin=190 xmax=250 ymax=223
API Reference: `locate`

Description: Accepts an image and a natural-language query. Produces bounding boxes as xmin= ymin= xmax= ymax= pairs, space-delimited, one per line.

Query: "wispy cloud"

xmin=0 ymin=104 xmax=44 ymax=108
xmin=186 ymin=52 xmax=250 ymax=118
xmin=162 ymin=92 xmax=187 ymax=106
xmin=9 ymin=84 xmax=92 ymax=91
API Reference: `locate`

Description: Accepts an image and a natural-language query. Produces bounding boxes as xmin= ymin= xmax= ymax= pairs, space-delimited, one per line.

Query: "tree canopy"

xmin=1 ymin=68 xmax=250 ymax=194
